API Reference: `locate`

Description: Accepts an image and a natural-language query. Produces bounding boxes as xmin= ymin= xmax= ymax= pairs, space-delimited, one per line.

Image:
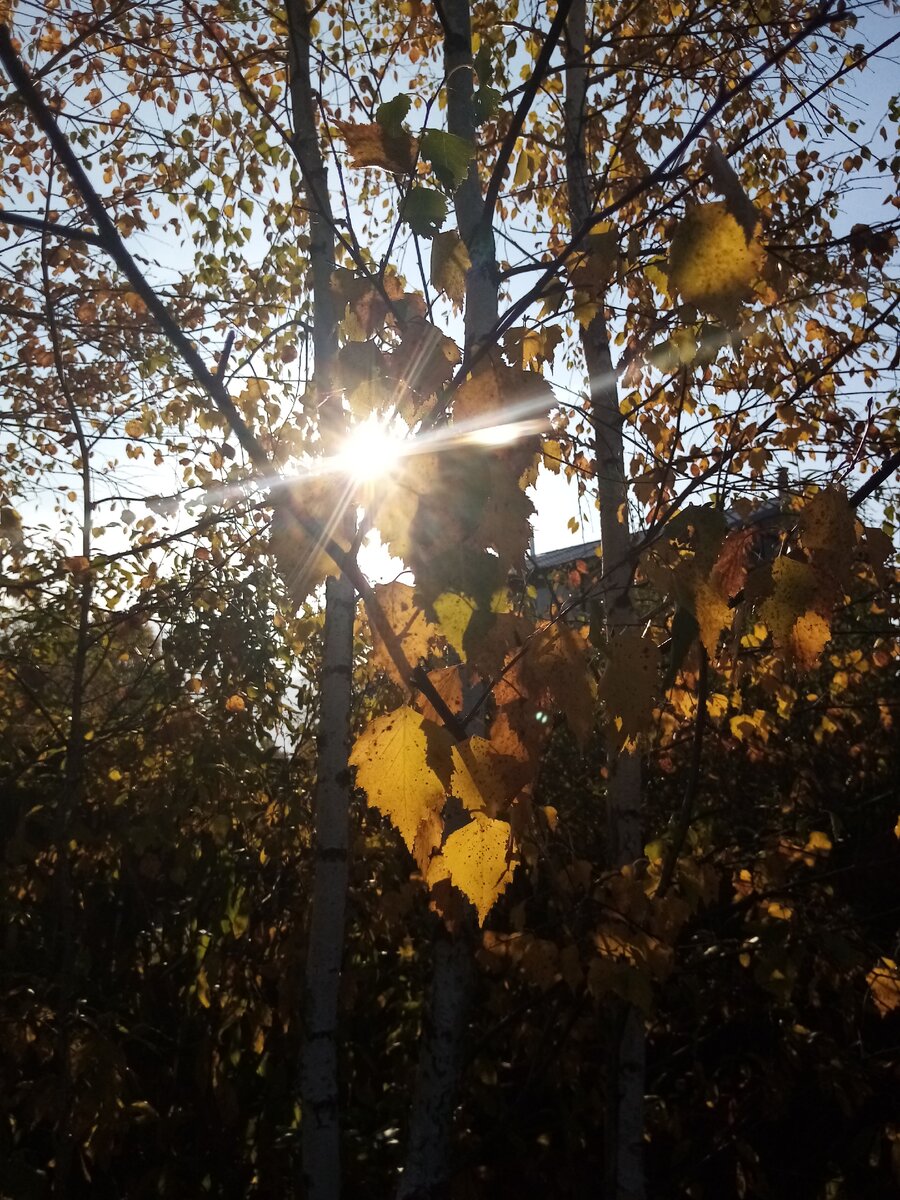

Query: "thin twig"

xmin=657 ymin=647 xmax=709 ymax=898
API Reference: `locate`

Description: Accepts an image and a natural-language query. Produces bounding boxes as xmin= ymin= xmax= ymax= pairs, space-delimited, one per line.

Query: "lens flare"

xmin=334 ymin=417 xmax=406 ymax=482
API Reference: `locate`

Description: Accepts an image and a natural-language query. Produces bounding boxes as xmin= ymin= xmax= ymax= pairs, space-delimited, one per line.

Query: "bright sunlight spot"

xmin=334 ymin=417 xmax=406 ymax=482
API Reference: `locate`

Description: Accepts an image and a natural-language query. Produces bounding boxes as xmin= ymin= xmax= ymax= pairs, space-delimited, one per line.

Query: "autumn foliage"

xmin=1 ymin=0 xmax=899 ymax=1197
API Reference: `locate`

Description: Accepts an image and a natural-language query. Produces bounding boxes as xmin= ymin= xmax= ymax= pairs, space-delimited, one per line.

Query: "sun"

xmin=334 ymin=416 xmax=406 ymax=482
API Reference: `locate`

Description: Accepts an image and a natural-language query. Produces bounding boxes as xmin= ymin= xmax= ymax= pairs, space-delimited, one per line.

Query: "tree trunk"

xmin=397 ymin=930 xmax=475 ymax=1200
xmin=399 ymin=0 xmax=499 ymax=1194
xmin=564 ymin=3 xmax=646 ymax=1197
xmin=43 ymin=232 xmax=93 ymax=1200
xmin=284 ymin=5 xmax=356 ymax=1198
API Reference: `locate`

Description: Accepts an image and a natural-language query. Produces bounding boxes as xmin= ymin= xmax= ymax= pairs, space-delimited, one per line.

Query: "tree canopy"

xmin=1 ymin=0 xmax=899 ymax=1197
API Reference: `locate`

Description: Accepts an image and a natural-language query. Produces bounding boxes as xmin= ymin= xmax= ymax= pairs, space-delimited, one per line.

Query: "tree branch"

xmin=479 ymin=0 xmax=576 ymax=233
xmin=0 ymin=207 xmax=106 ymax=247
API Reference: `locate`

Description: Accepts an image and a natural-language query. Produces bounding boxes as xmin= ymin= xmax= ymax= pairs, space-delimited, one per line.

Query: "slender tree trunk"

xmin=564 ymin=3 xmax=646 ymax=1197
xmin=42 ymin=222 xmax=92 ymax=1200
xmin=284 ymin=5 xmax=356 ymax=1197
xmin=399 ymin=1 xmax=499 ymax=1195
xmin=397 ymin=929 xmax=474 ymax=1200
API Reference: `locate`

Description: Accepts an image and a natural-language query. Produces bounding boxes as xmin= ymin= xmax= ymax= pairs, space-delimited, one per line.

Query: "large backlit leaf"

xmin=369 ymin=582 xmax=443 ymax=686
xmin=350 ymin=706 xmax=452 ymax=849
xmin=451 ymin=736 xmax=531 ymax=817
xmin=758 ymin=557 xmax=833 ymax=668
xmin=668 ymin=201 xmax=765 ymax=323
xmin=271 ymin=479 xmax=354 ymax=606
xmin=427 ymin=813 xmax=517 ymax=924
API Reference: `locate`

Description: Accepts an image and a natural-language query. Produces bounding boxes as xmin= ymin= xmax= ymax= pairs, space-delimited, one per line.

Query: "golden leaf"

xmin=369 ymin=582 xmax=441 ymax=686
xmin=867 ymin=958 xmax=900 ymax=1016
xmin=800 ymin=486 xmax=857 ymax=585
xmin=350 ymin=706 xmax=453 ymax=849
xmin=451 ymin=736 xmax=531 ymax=817
xmin=694 ymin=579 xmax=732 ymax=658
xmin=414 ymin=665 xmax=465 ymax=726
xmin=453 ymin=354 xmax=554 ymax=430
xmin=427 ymin=813 xmax=517 ymax=925
xmin=271 ymin=477 xmax=354 ymax=607
xmin=335 ymin=119 xmax=416 ymax=174
xmin=668 ymin=201 xmax=765 ymax=323
xmin=430 ymin=230 xmax=471 ymax=305
xmin=759 ymin=557 xmax=832 ymax=667
xmin=790 ymin=610 xmax=831 ymax=669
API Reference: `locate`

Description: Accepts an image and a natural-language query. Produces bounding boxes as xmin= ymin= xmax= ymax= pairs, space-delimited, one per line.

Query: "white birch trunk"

xmin=399 ymin=0 xmax=498 ymax=1193
xmin=564 ymin=2 xmax=646 ymax=1196
xmin=284 ymin=4 xmax=355 ymax=1197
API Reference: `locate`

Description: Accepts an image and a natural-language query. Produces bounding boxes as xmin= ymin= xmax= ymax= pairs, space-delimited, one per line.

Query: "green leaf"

xmin=376 ymin=94 xmax=412 ymax=139
xmin=420 ymin=129 xmax=472 ymax=191
xmin=474 ymin=43 xmax=493 ymax=86
xmin=401 ymin=186 xmax=448 ymax=237
xmin=473 ymin=85 xmax=502 ymax=124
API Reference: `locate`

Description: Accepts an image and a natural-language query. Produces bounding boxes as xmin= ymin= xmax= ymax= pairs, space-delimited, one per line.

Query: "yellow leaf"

xmin=758 ymin=557 xmax=832 ymax=666
xmin=124 ymin=418 xmax=144 ymax=438
xmin=541 ymin=438 xmax=562 ymax=473
xmin=427 ymin=813 xmax=517 ymax=924
xmin=196 ymin=967 xmax=211 ymax=1009
xmin=800 ymin=486 xmax=857 ymax=585
xmin=805 ymin=829 xmax=832 ymax=854
xmin=369 ymin=582 xmax=441 ymax=686
xmin=598 ymin=628 xmax=658 ymax=744
xmin=668 ymin=202 xmax=765 ymax=324
xmin=567 ymin=227 xmax=619 ymax=294
xmin=414 ymin=665 xmax=465 ymax=726
xmin=225 ymin=694 xmax=246 ymax=712
xmin=271 ymin=477 xmax=355 ymax=607
xmin=108 ymin=768 xmax=122 ymax=782
xmin=790 ymin=610 xmax=831 ymax=669
xmin=513 ymin=149 xmax=531 ymax=189
xmin=389 ymin=318 xmax=461 ymax=403
xmin=729 ymin=709 xmax=771 ymax=743
xmin=350 ymin=706 xmax=453 ymax=849
xmin=767 ymin=901 xmax=793 ymax=921
xmin=430 ymin=230 xmax=471 ymax=304
xmin=336 ymin=119 xmax=416 ymax=174
xmin=453 ymin=354 xmax=555 ymax=429
xmin=867 ymin=957 xmax=900 ymax=1016
xmin=450 ymin=736 xmax=531 ymax=817
xmin=502 ymin=325 xmax=562 ymax=370
xmin=694 ymin=579 xmax=732 ymax=657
